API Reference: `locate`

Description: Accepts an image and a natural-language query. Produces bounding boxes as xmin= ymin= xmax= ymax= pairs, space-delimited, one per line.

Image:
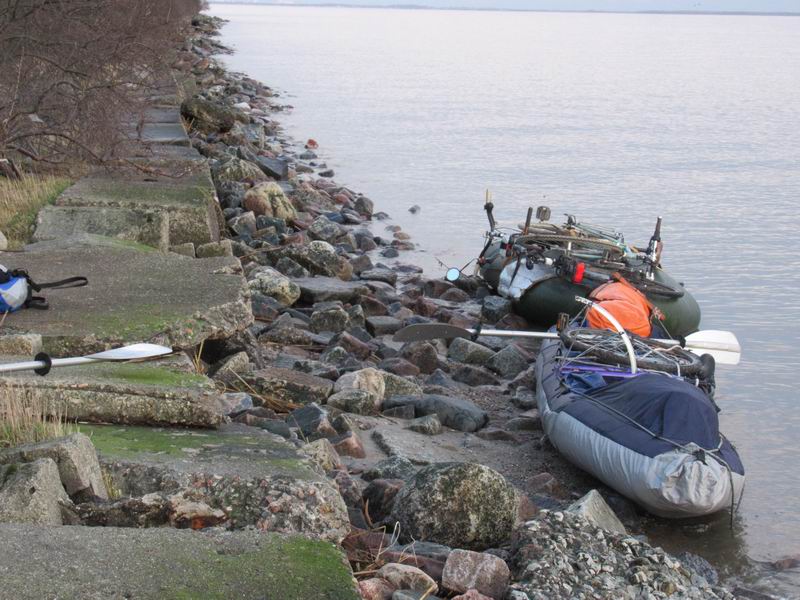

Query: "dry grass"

xmin=0 ymin=175 xmax=71 ymax=249
xmin=0 ymin=386 xmax=76 ymax=449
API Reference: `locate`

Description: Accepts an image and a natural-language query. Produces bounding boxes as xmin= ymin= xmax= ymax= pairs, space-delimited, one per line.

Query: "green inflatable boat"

xmin=475 ymin=204 xmax=701 ymax=337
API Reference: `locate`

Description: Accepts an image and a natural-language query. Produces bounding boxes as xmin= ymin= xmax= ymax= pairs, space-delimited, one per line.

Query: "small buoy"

xmin=305 ymin=138 xmax=319 ymax=150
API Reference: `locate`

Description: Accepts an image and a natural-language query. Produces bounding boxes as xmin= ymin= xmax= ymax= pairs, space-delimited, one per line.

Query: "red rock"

xmin=305 ymin=138 xmax=319 ymax=149
xmin=333 ymin=331 xmax=373 ymax=360
xmin=529 ymin=472 xmax=566 ymax=498
xmin=442 ymin=549 xmax=510 ymax=599
xmin=773 ymin=555 xmax=800 ymax=570
xmin=448 ymin=313 xmax=477 ymax=329
xmin=516 ymin=492 xmax=540 ymax=522
xmin=378 ymin=357 xmax=420 ymax=377
xmin=393 ymin=231 xmax=411 ymax=240
xmin=380 ymin=551 xmax=447 ymax=584
xmin=342 ymin=528 xmax=394 ymax=559
xmin=440 ymin=287 xmax=470 ymax=302
xmin=331 ymin=430 xmax=366 ymax=458
xmin=495 ymin=313 xmax=530 ymax=330
xmin=415 ymin=297 xmax=438 ymax=318
xmin=358 ymin=577 xmax=394 ymax=600
xmin=423 ymin=279 xmax=454 ymax=298
xmin=333 ymin=193 xmax=352 ymax=206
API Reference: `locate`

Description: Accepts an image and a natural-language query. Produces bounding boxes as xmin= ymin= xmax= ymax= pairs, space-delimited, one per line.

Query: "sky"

xmin=211 ymin=0 xmax=800 ymax=13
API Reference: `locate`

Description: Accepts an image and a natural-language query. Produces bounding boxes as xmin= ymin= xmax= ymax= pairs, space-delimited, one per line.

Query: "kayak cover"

xmin=536 ymin=338 xmax=745 ymax=518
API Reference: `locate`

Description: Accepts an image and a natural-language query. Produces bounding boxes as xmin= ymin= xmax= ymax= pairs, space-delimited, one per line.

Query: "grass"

xmin=0 ymin=174 xmax=71 ymax=248
xmin=0 ymin=385 xmax=76 ymax=449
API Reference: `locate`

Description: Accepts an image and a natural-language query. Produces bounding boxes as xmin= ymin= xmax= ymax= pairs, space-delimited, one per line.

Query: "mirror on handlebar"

xmin=445 ymin=267 xmax=462 ymax=283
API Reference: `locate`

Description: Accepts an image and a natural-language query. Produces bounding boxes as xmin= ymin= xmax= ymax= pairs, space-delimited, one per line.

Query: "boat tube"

xmin=535 ymin=335 xmax=745 ymax=518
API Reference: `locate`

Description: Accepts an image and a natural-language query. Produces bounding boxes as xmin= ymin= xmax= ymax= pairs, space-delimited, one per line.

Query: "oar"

xmin=0 ymin=343 xmax=174 ymax=376
xmin=393 ymin=324 xmax=741 ymax=365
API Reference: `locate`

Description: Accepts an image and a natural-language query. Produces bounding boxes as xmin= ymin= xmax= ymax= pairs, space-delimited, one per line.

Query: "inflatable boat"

xmin=535 ymin=330 xmax=745 ymax=518
xmin=476 ymin=203 xmax=701 ymax=337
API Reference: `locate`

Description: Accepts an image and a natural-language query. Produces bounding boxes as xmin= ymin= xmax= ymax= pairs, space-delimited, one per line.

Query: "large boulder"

xmin=0 ymin=459 xmax=73 ymax=525
xmin=243 ymin=182 xmax=297 ymax=220
xmin=0 ymin=433 xmax=107 ymax=501
xmin=180 ymin=96 xmax=237 ymax=133
xmin=442 ymin=549 xmax=510 ymax=599
xmin=390 ymin=462 xmax=517 ymax=550
xmin=248 ymin=267 xmax=300 ymax=306
xmin=212 ymin=157 xmax=267 ymax=186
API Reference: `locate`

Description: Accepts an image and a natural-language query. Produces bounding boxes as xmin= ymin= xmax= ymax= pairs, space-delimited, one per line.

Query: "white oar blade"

xmin=85 ymin=343 xmax=174 ymax=361
xmin=685 ymin=330 xmax=741 ymax=354
xmin=685 ymin=347 xmax=740 ymax=366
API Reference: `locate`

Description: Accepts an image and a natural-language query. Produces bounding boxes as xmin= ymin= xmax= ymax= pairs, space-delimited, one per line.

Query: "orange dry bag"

xmin=586 ymin=276 xmax=654 ymax=337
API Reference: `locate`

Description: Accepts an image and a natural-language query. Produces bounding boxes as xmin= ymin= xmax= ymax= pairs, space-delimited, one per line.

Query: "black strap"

xmin=28 ymin=276 xmax=88 ymax=292
xmin=34 ymin=352 xmax=52 ymax=376
xmin=26 ymin=296 xmax=49 ymax=310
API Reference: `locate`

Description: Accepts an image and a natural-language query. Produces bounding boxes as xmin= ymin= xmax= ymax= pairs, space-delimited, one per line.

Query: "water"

xmin=210 ymin=4 xmax=800 ymax=592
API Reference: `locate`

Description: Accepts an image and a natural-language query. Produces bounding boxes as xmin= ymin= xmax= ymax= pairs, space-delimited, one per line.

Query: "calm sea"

xmin=210 ymin=4 xmax=800 ymax=593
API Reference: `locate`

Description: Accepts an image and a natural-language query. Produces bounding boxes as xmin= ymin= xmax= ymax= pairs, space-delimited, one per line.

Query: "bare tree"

xmin=0 ymin=0 xmax=202 ymax=177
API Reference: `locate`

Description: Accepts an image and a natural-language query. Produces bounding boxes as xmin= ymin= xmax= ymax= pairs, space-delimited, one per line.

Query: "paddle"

xmin=393 ymin=324 xmax=741 ymax=365
xmin=0 ymin=343 xmax=174 ymax=376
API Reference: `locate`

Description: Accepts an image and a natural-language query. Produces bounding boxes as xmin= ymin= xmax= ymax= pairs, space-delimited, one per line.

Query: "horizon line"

xmin=209 ymin=1 xmax=800 ymax=17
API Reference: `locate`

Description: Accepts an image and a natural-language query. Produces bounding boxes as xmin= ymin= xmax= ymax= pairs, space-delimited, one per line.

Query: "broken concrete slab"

xmin=86 ymin=423 xmax=349 ymax=541
xmin=0 ymin=433 xmax=107 ymax=500
xmin=0 ymin=525 xmax=360 ymax=600
xmin=0 ymin=356 xmax=224 ymax=427
xmin=241 ymin=367 xmax=334 ymax=407
xmin=54 ymin=175 xmax=219 ymax=246
xmin=137 ymin=122 xmax=190 ymax=146
xmin=0 ymin=244 xmax=252 ymax=354
xmin=0 ymin=459 xmax=72 ymax=525
xmin=34 ymin=205 xmax=170 ymax=250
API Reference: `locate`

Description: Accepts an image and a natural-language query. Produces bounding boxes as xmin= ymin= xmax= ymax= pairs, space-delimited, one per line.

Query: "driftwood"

xmin=0 ymin=158 xmax=21 ymax=180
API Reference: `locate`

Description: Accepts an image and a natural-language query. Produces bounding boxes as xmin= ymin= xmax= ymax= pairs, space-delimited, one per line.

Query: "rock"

xmin=408 ymin=205 xmax=421 ymax=214
xmin=244 ymin=368 xmax=333 ymax=406
xmin=248 ymin=267 xmax=300 ymax=306
xmin=326 ymin=389 xmax=375 ymax=415
xmin=510 ymin=388 xmax=536 ymax=410
xmin=294 ymin=277 xmax=369 ymax=303
xmin=308 ymin=215 xmax=346 ymax=244
xmin=181 ymin=96 xmax=237 ymax=133
xmin=331 ymin=431 xmax=366 ymax=458
xmin=209 ymin=351 xmax=250 ymax=379
xmin=529 ymin=472 xmax=565 ymax=497
xmin=451 ymin=365 xmax=499 ymax=387
xmin=243 ymin=182 xmax=297 ymax=220
xmin=381 ymin=372 xmax=423 ymax=399
xmin=390 ymin=463 xmax=517 ymax=550
xmin=256 ymin=156 xmax=289 ymax=181
xmin=384 ymin=395 xmax=488 ymax=433
xmin=359 ymin=578 xmax=395 ymax=600
xmin=424 ymin=369 xmax=463 ymax=391
xmin=393 ymin=591 xmax=443 ymax=600
xmin=354 ymin=196 xmax=374 ymax=216
xmin=228 ymin=211 xmax=257 ymax=236
xmin=0 ymin=433 xmax=107 ymax=501
xmin=301 ymin=438 xmax=343 ymax=473
xmin=447 ymin=338 xmax=495 ymax=365
xmin=319 ymin=169 xmax=335 ymax=178
xmin=505 ymin=414 xmax=541 ymax=432
xmin=376 ymin=563 xmax=437 ymax=594
xmin=423 ymin=279 xmax=453 ymax=299
xmin=329 ymin=332 xmax=372 ymax=361
xmin=452 ymin=591 xmax=493 ymax=600
xmin=195 ymin=240 xmax=233 ymax=258
xmin=213 ymin=392 xmax=253 ymax=416
xmin=212 ymin=156 xmax=266 ymax=185
xmin=481 ymin=297 xmax=512 ymax=323
xmin=285 ymin=403 xmax=337 ymax=440
xmin=170 ymin=242 xmax=195 ymax=257
xmin=382 ymin=405 xmax=416 ymax=420
xmin=407 ymin=414 xmax=442 ymax=435
xmin=275 ymin=257 xmax=310 ymax=279
xmin=400 ymin=342 xmax=439 ymax=374
xmin=275 ymin=241 xmax=351 ymax=280
xmin=334 ymin=368 xmax=385 ymax=409
xmin=566 ymin=489 xmax=627 ymax=535
xmin=486 ymin=344 xmax=531 ymax=378
xmin=475 ymin=428 xmax=519 ymax=443
xmin=363 ymin=456 xmax=417 ymax=482
xmin=168 ymin=494 xmax=227 ymax=529
xmin=363 ymin=479 xmax=405 ymax=522
xmin=379 ymin=358 xmax=420 ymax=378
xmin=361 ymin=268 xmax=398 ymax=286
xmin=441 ymin=549 xmax=510 ymax=599
xmin=366 ymin=316 xmax=403 ymax=336
xmin=0 ymin=459 xmax=72 ymax=525
xmin=310 ymin=304 xmax=351 ymax=334
xmin=439 ymin=287 xmax=470 ymax=303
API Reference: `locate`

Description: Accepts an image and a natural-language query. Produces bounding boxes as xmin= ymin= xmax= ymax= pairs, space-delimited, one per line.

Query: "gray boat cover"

xmin=536 ymin=337 xmax=745 ymax=518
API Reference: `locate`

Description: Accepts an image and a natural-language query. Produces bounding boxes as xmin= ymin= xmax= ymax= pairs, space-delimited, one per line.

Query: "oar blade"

xmin=684 ymin=330 xmax=741 ymax=354
xmin=85 ymin=343 xmax=174 ymax=361
xmin=686 ymin=347 xmax=741 ymax=366
xmin=393 ymin=323 xmax=472 ymax=343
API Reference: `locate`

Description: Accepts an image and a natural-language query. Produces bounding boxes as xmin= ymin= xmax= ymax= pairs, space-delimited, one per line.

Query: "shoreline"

xmin=184 ymin=11 xmax=770 ymax=600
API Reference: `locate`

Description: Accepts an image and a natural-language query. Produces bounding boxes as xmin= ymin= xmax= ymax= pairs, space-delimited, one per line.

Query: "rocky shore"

xmin=0 ymin=8 xmax=785 ymax=600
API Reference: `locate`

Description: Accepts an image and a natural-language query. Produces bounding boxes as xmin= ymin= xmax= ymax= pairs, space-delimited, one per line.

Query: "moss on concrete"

xmin=60 ymin=178 xmax=214 ymax=209
xmin=88 ymin=363 xmax=209 ymax=388
xmin=82 ymin=425 xmax=238 ymax=458
xmin=160 ymin=536 xmax=359 ymax=600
